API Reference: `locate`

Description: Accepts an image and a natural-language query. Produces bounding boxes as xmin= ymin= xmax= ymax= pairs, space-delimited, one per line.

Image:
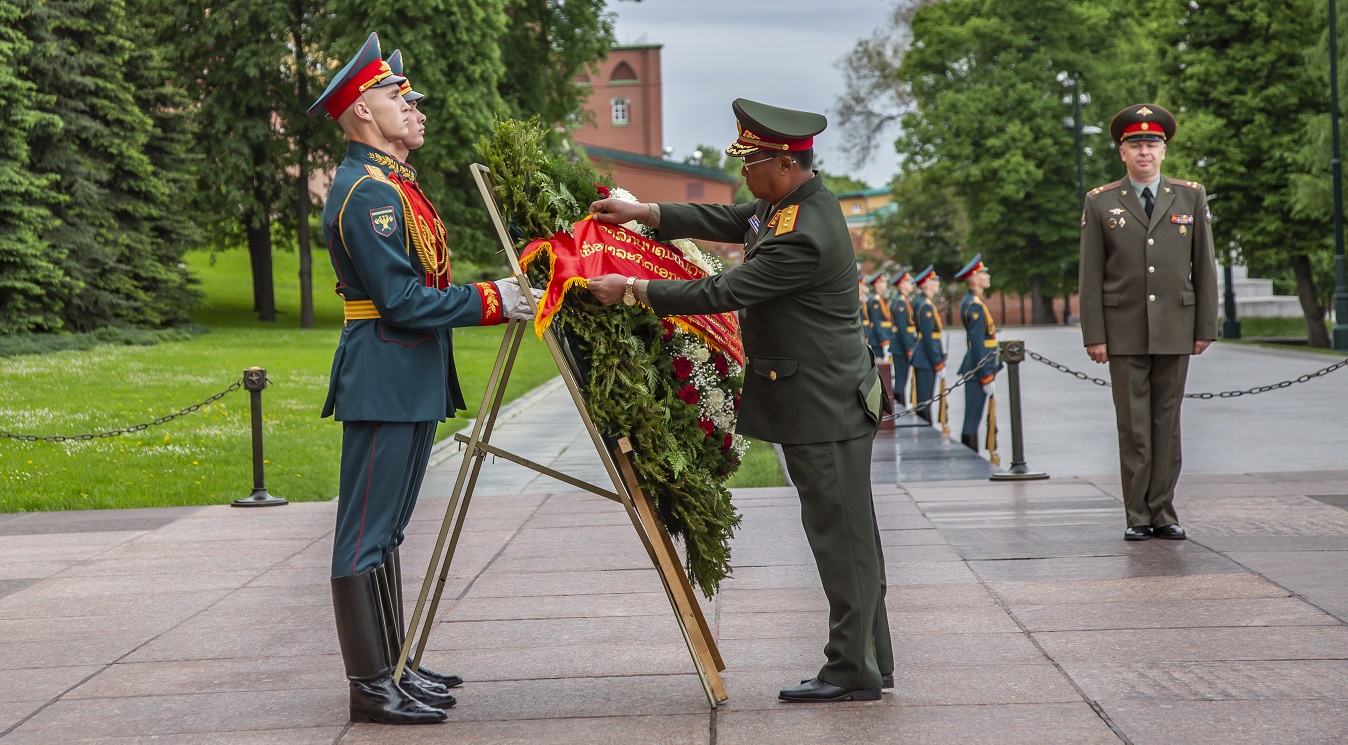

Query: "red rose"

xmin=698 ymin=417 xmax=715 ymax=438
xmin=672 ymin=357 xmax=693 ymax=380
xmin=678 ymin=385 xmax=699 ymax=405
xmin=733 ymin=392 xmax=741 ymax=411
xmin=661 ymin=321 xmax=675 ymax=340
xmin=721 ymin=433 xmax=733 ymax=452
xmin=712 ymin=353 xmax=728 ymax=377
xmin=596 ymin=183 xmax=611 ymax=199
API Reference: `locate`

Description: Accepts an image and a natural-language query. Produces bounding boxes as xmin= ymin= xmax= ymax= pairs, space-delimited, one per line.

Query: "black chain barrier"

xmin=884 ymin=349 xmax=998 ymax=421
xmin=0 ymin=377 xmax=246 ymax=443
xmin=1026 ymin=350 xmax=1348 ymax=399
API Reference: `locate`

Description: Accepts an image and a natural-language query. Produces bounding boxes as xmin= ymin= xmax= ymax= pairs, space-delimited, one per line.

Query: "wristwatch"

xmin=622 ymin=276 xmax=637 ymax=306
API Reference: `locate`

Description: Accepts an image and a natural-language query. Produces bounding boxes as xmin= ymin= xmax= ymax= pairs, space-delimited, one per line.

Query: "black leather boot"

xmin=960 ymin=433 xmax=978 ymax=452
xmin=388 ymin=547 xmax=463 ymax=689
xmin=330 ymin=571 xmax=446 ymax=724
xmin=373 ymin=558 xmax=457 ymax=709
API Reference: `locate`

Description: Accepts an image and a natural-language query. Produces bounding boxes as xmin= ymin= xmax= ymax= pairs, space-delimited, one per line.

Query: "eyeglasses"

xmin=740 ymin=156 xmax=780 ymax=173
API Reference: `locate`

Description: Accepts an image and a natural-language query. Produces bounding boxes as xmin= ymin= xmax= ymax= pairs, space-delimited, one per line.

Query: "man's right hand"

xmin=1086 ymin=343 xmax=1108 ymax=364
xmin=589 ymin=199 xmax=650 ymax=225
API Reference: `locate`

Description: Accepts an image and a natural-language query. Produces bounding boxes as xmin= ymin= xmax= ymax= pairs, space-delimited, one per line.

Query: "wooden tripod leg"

xmin=614 ymin=439 xmax=728 ymax=700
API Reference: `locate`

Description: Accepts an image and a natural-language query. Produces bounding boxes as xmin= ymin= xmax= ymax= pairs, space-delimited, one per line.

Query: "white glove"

xmin=983 ymin=380 xmax=996 ymax=397
xmin=494 ymin=277 xmax=544 ymax=321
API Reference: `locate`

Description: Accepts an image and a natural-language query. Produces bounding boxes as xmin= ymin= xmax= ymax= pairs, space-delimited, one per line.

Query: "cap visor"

xmin=369 ymin=74 xmax=407 ymax=89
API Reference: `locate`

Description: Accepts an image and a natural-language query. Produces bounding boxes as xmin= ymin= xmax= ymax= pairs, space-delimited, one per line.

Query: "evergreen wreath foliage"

xmin=476 ymin=119 xmax=743 ymax=596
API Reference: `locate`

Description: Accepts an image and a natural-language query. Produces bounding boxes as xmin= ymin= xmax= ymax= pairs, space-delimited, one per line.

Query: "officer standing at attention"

xmin=308 ymin=32 xmax=538 ymax=725
xmin=586 ymin=98 xmax=893 ymax=704
xmin=954 ymin=255 xmax=1001 ymax=452
xmin=857 ymin=273 xmax=873 ymax=345
xmin=1079 ymin=104 xmax=1217 ymax=542
xmin=887 ymin=270 xmax=917 ymax=405
xmin=910 ymin=266 xmax=946 ymax=422
xmin=865 ymin=272 xmax=896 ymax=360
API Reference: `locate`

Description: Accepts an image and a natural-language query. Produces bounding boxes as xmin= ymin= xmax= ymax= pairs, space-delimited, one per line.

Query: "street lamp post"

xmin=1061 ymin=73 xmax=1102 ymax=327
xmin=1331 ymin=0 xmax=1348 ymax=350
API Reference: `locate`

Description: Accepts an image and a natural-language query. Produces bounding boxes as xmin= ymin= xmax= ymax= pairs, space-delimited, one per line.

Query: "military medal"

xmin=1180 ymin=225 xmax=1187 ymax=236
xmin=1108 ymin=217 xmax=1117 ymax=229
xmin=1118 ymin=217 xmax=1125 ymax=228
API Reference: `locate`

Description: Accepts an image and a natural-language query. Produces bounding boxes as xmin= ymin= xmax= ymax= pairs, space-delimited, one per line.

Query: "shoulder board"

xmin=1170 ymin=179 xmax=1203 ymax=190
xmin=364 ymin=164 xmax=390 ymax=183
xmin=774 ymin=204 xmax=799 ymax=236
xmin=1087 ymin=180 xmax=1123 ymax=197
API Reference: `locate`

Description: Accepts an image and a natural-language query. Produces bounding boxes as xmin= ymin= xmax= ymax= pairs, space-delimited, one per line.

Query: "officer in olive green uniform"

xmin=887 ymin=270 xmax=917 ymax=405
xmin=586 ymin=99 xmax=892 ymax=704
xmin=310 ymin=33 xmax=537 ymax=725
xmin=910 ymin=266 xmax=946 ymax=422
xmin=955 ymin=255 xmax=1001 ymax=452
xmin=1079 ymin=104 xmax=1217 ymax=542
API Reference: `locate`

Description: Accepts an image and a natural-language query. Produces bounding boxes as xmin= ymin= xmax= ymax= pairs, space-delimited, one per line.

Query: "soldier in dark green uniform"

xmin=888 ymin=270 xmax=916 ymax=405
xmin=857 ymin=273 xmax=873 ymax=345
xmin=586 ymin=99 xmax=892 ymax=703
xmin=865 ymin=272 xmax=896 ymax=359
xmin=1079 ymin=104 xmax=1218 ymax=541
xmin=910 ymin=266 xmax=946 ymax=422
xmin=308 ymin=33 xmax=538 ymax=725
xmin=954 ymin=255 xmax=1001 ymax=452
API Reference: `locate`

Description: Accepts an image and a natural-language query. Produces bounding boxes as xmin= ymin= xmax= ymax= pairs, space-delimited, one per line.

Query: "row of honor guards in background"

xmin=859 ymin=257 xmax=1002 ymax=455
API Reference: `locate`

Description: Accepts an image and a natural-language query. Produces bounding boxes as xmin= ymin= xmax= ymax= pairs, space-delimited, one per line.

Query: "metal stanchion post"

xmin=989 ymin=340 xmax=1048 ymax=481
xmin=232 ymin=367 xmax=287 ymax=507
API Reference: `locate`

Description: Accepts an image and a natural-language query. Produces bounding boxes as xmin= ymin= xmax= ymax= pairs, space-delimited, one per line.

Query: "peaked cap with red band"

xmin=914 ymin=265 xmax=939 ymax=285
xmin=307 ymin=32 xmax=406 ymax=120
xmin=725 ymin=98 xmax=827 ymax=158
xmin=1110 ymin=103 xmax=1176 ymax=145
xmin=865 ymin=271 xmax=888 ymax=287
xmin=891 ymin=270 xmax=912 ymax=285
xmin=954 ymin=253 xmax=988 ymax=280
xmin=385 ymin=49 xmax=424 ymax=104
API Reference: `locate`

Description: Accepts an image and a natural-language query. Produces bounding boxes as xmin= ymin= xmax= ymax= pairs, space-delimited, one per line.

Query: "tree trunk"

xmin=1029 ymin=273 xmax=1059 ymax=324
xmin=1289 ymin=254 xmax=1329 ymax=348
xmin=247 ymin=207 xmax=276 ymax=323
xmin=294 ymin=27 xmax=314 ymax=330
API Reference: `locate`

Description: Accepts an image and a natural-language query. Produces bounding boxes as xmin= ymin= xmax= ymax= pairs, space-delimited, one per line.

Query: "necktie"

xmin=1142 ymin=186 xmax=1154 ymax=219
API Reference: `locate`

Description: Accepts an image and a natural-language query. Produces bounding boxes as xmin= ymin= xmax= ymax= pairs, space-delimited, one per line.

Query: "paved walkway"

xmin=2 ymin=332 xmax=1347 ymax=743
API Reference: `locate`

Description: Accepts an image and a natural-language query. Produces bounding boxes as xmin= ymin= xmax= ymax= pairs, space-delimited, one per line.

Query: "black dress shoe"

xmin=398 ymin=669 xmax=457 ymax=709
xmin=1124 ymin=526 xmax=1153 ymax=541
xmin=413 ymin=666 xmax=463 ymax=689
xmin=779 ymin=677 xmax=881 ymax=703
xmin=1153 ymin=524 xmax=1187 ymax=540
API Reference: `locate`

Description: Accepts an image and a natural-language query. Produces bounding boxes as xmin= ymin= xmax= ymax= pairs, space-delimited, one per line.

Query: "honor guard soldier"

xmin=865 ymin=271 xmax=896 ymax=359
xmin=955 ymin=255 xmax=1002 ymax=452
xmin=309 ymin=33 xmax=538 ymax=725
xmin=1079 ymin=104 xmax=1217 ymax=542
xmin=586 ymin=98 xmax=893 ymax=704
xmin=910 ymin=265 xmax=946 ymax=422
xmin=857 ymin=272 xmax=873 ymax=344
xmin=887 ymin=270 xmax=917 ymax=404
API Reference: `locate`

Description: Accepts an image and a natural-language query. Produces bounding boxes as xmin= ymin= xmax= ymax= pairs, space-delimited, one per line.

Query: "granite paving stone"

xmin=338 ymin=714 xmax=710 ymax=745
xmin=1 ymin=729 xmax=347 ymax=745
xmin=968 ymin=549 xmax=1246 ymax=583
xmin=0 ymin=665 xmax=98 ymax=703
xmin=8 ymin=690 xmax=348 ymax=738
xmin=1062 ymin=659 xmax=1348 ymax=702
xmin=1100 ymin=699 xmax=1348 ymax=745
xmin=720 ymin=664 xmax=1082 ymax=709
xmin=986 ymin=573 xmax=1291 ymax=605
xmin=62 ymin=657 xmax=341 ymax=699
xmin=1009 ymin=596 xmax=1340 ymax=632
xmin=425 ymin=615 xmax=684 ymax=650
xmin=1034 ymin=625 xmax=1348 ymax=663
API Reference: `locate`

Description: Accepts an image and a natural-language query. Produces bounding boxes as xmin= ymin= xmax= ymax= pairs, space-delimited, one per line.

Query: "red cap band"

xmin=324 ymin=59 xmax=394 ymax=119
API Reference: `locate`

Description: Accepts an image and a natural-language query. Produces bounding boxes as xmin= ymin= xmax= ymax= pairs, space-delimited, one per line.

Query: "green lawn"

xmin=1 ymin=247 xmax=785 ymax=512
xmin=0 ymin=248 xmax=556 ymax=512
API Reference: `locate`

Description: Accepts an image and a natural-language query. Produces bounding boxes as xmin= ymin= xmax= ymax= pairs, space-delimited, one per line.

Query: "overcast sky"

xmin=611 ymin=0 xmax=899 ymax=188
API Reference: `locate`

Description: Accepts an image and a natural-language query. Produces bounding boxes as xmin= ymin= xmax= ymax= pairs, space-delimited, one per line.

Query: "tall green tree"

xmin=499 ymin=0 xmax=615 ymax=125
xmin=894 ymin=0 xmax=1149 ymax=322
xmin=0 ymin=0 xmax=63 ymax=335
xmin=22 ymin=0 xmax=199 ymax=331
xmin=1160 ymin=0 xmax=1332 ymax=346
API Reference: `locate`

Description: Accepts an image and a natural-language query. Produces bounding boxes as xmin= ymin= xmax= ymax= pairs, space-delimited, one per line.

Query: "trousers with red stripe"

xmin=332 ymin=420 xmax=437 ymax=577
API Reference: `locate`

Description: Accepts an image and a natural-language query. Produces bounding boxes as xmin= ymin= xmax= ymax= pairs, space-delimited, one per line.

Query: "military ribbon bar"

xmin=1171 ymin=214 xmax=1194 ymax=225
xmin=521 ymin=219 xmax=743 ymax=365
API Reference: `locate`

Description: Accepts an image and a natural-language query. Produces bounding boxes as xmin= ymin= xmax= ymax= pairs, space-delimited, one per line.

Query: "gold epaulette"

xmin=1088 ymin=180 xmax=1122 ymax=196
xmin=768 ymin=204 xmax=799 ymax=235
xmin=1170 ymin=179 xmax=1203 ymax=190
xmin=364 ymin=164 xmax=391 ymax=183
